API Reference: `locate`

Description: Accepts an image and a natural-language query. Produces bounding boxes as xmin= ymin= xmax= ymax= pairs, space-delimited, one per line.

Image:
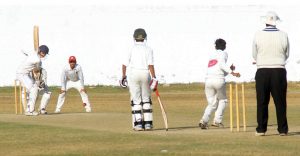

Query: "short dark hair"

xmin=215 ymin=38 xmax=226 ymax=50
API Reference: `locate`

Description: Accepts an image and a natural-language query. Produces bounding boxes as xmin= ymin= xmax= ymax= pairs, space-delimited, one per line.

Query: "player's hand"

xmin=119 ymin=76 xmax=128 ymax=88
xmin=230 ymin=64 xmax=235 ymax=71
xmin=232 ymin=72 xmax=241 ymax=77
xmin=149 ymin=78 xmax=158 ymax=91
xmin=60 ymin=90 xmax=66 ymax=94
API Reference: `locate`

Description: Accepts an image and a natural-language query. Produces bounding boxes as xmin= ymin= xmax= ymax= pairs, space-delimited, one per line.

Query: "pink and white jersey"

xmin=206 ymin=50 xmax=231 ymax=79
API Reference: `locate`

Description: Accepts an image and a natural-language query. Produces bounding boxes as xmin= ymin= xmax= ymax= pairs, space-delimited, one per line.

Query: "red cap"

xmin=69 ymin=56 xmax=76 ymax=63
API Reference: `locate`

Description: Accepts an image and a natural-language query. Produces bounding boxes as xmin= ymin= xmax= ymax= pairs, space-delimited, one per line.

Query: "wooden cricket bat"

xmin=155 ymin=89 xmax=169 ymax=131
xmin=34 ymin=25 xmax=39 ymax=52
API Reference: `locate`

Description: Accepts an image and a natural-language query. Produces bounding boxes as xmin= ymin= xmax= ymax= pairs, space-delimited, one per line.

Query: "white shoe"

xmin=25 ymin=111 xmax=39 ymax=116
xmin=255 ymin=132 xmax=265 ymax=136
xmin=211 ymin=122 xmax=224 ymax=128
xmin=133 ymin=125 xmax=144 ymax=131
xmin=39 ymin=108 xmax=48 ymax=115
xmin=144 ymin=124 xmax=153 ymax=131
xmin=85 ymin=107 xmax=92 ymax=113
xmin=54 ymin=109 xmax=61 ymax=114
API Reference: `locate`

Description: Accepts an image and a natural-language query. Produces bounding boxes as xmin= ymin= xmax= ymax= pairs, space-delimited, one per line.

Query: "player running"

xmin=199 ymin=39 xmax=240 ymax=129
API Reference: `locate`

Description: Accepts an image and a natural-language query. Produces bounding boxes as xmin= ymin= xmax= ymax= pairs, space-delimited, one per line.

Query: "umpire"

xmin=252 ymin=11 xmax=289 ymax=136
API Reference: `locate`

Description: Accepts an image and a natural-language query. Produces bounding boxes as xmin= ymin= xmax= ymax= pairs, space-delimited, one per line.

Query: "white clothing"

xmin=123 ymin=41 xmax=154 ymax=128
xmin=56 ymin=64 xmax=91 ymax=112
xmin=16 ymin=52 xmax=41 ymax=113
xmin=17 ymin=53 xmax=41 ymax=75
xmin=201 ymin=78 xmax=227 ymax=124
xmin=61 ymin=64 xmax=84 ymax=91
xmin=124 ymin=42 xmax=154 ymax=70
xmin=201 ymin=49 xmax=231 ymax=124
xmin=206 ymin=50 xmax=231 ymax=79
xmin=252 ymin=26 xmax=289 ymax=69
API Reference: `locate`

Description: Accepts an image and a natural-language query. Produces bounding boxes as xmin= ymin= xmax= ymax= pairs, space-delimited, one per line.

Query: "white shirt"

xmin=16 ymin=53 xmax=41 ymax=74
xmin=123 ymin=42 xmax=154 ymax=70
xmin=61 ymin=64 xmax=84 ymax=90
xmin=206 ymin=50 xmax=231 ymax=79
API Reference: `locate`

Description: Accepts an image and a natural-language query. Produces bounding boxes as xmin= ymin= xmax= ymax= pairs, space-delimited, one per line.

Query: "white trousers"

xmin=56 ymin=80 xmax=91 ymax=111
xmin=128 ymin=69 xmax=153 ymax=127
xmin=201 ymin=78 xmax=227 ymax=124
xmin=17 ymin=74 xmax=39 ymax=113
xmin=22 ymin=86 xmax=51 ymax=111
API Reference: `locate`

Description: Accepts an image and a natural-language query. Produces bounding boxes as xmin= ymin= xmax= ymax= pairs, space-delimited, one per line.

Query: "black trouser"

xmin=255 ymin=68 xmax=288 ymax=133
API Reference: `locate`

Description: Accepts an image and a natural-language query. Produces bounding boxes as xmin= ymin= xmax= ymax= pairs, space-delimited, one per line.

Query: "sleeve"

xmin=123 ymin=49 xmax=132 ymax=67
xmin=147 ymin=48 xmax=154 ymax=65
xmin=219 ymin=52 xmax=231 ymax=75
xmin=77 ymin=65 xmax=84 ymax=87
xmin=252 ymin=34 xmax=258 ymax=61
xmin=285 ymin=35 xmax=290 ymax=59
xmin=42 ymin=69 xmax=47 ymax=85
xmin=61 ymin=67 xmax=67 ymax=90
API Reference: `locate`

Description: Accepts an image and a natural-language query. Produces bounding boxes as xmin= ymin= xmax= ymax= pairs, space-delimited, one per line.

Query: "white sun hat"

xmin=261 ymin=11 xmax=281 ymax=26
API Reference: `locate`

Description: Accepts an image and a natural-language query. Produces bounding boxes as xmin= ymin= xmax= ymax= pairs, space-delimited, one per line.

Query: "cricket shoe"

xmin=211 ymin=122 xmax=224 ymax=128
xmin=39 ymin=108 xmax=48 ymax=115
xmin=279 ymin=133 xmax=288 ymax=136
xmin=144 ymin=124 xmax=153 ymax=131
xmin=54 ymin=109 xmax=61 ymax=114
xmin=199 ymin=120 xmax=209 ymax=129
xmin=133 ymin=125 xmax=144 ymax=131
xmin=25 ymin=111 xmax=39 ymax=116
xmin=85 ymin=107 xmax=92 ymax=113
xmin=255 ymin=132 xmax=265 ymax=136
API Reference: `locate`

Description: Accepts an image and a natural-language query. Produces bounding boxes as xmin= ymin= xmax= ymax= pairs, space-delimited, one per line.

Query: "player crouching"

xmin=55 ymin=56 xmax=92 ymax=113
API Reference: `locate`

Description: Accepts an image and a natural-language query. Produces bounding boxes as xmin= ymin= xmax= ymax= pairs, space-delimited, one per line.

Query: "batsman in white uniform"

xmin=16 ymin=45 xmax=49 ymax=116
xmin=29 ymin=68 xmax=52 ymax=114
xmin=55 ymin=56 xmax=92 ymax=113
xmin=199 ymin=39 xmax=240 ymax=129
xmin=120 ymin=28 xmax=158 ymax=131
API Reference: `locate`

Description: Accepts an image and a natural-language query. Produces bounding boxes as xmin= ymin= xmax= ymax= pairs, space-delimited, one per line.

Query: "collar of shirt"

xmin=263 ymin=26 xmax=279 ymax=31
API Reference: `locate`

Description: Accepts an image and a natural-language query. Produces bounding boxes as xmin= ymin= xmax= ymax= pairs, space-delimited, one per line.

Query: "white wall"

xmin=1 ymin=1 xmax=300 ymax=86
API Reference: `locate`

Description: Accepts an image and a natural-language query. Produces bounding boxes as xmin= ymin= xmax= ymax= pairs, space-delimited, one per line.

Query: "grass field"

xmin=0 ymin=83 xmax=299 ymax=156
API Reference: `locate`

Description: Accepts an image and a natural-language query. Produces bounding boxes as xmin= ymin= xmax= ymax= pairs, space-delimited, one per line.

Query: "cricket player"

xmin=120 ymin=28 xmax=158 ymax=131
xmin=55 ymin=56 xmax=92 ymax=113
xmin=199 ymin=39 xmax=240 ymax=129
xmin=16 ymin=45 xmax=49 ymax=116
xmin=29 ymin=68 xmax=51 ymax=114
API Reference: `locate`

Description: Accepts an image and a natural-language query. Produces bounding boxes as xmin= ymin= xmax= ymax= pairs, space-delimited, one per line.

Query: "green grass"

xmin=0 ymin=83 xmax=299 ymax=156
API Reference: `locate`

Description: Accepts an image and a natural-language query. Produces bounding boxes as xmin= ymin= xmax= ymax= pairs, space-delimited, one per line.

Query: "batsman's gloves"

xmin=149 ymin=78 xmax=158 ymax=91
xmin=119 ymin=76 xmax=128 ymax=88
xmin=230 ymin=64 xmax=235 ymax=71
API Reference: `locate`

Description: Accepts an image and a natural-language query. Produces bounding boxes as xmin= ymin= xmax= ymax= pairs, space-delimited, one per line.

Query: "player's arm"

xmin=149 ymin=65 xmax=156 ymax=78
xmin=60 ymin=68 xmax=67 ymax=93
xmin=77 ymin=66 xmax=86 ymax=92
xmin=122 ymin=64 xmax=127 ymax=79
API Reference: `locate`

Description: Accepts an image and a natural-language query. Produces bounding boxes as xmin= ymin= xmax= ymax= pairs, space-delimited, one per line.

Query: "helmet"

xmin=69 ymin=56 xmax=76 ymax=63
xmin=133 ymin=28 xmax=147 ymax=40
xmin=39 ymin=45 xmax=49 ymax=54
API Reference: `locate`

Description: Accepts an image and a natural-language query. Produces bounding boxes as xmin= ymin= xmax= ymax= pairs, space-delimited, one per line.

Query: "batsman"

xmin=120 ymin=28 xmax=158 ymax=131
xmin=16 ymin=45 xmax=49 ymax=116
